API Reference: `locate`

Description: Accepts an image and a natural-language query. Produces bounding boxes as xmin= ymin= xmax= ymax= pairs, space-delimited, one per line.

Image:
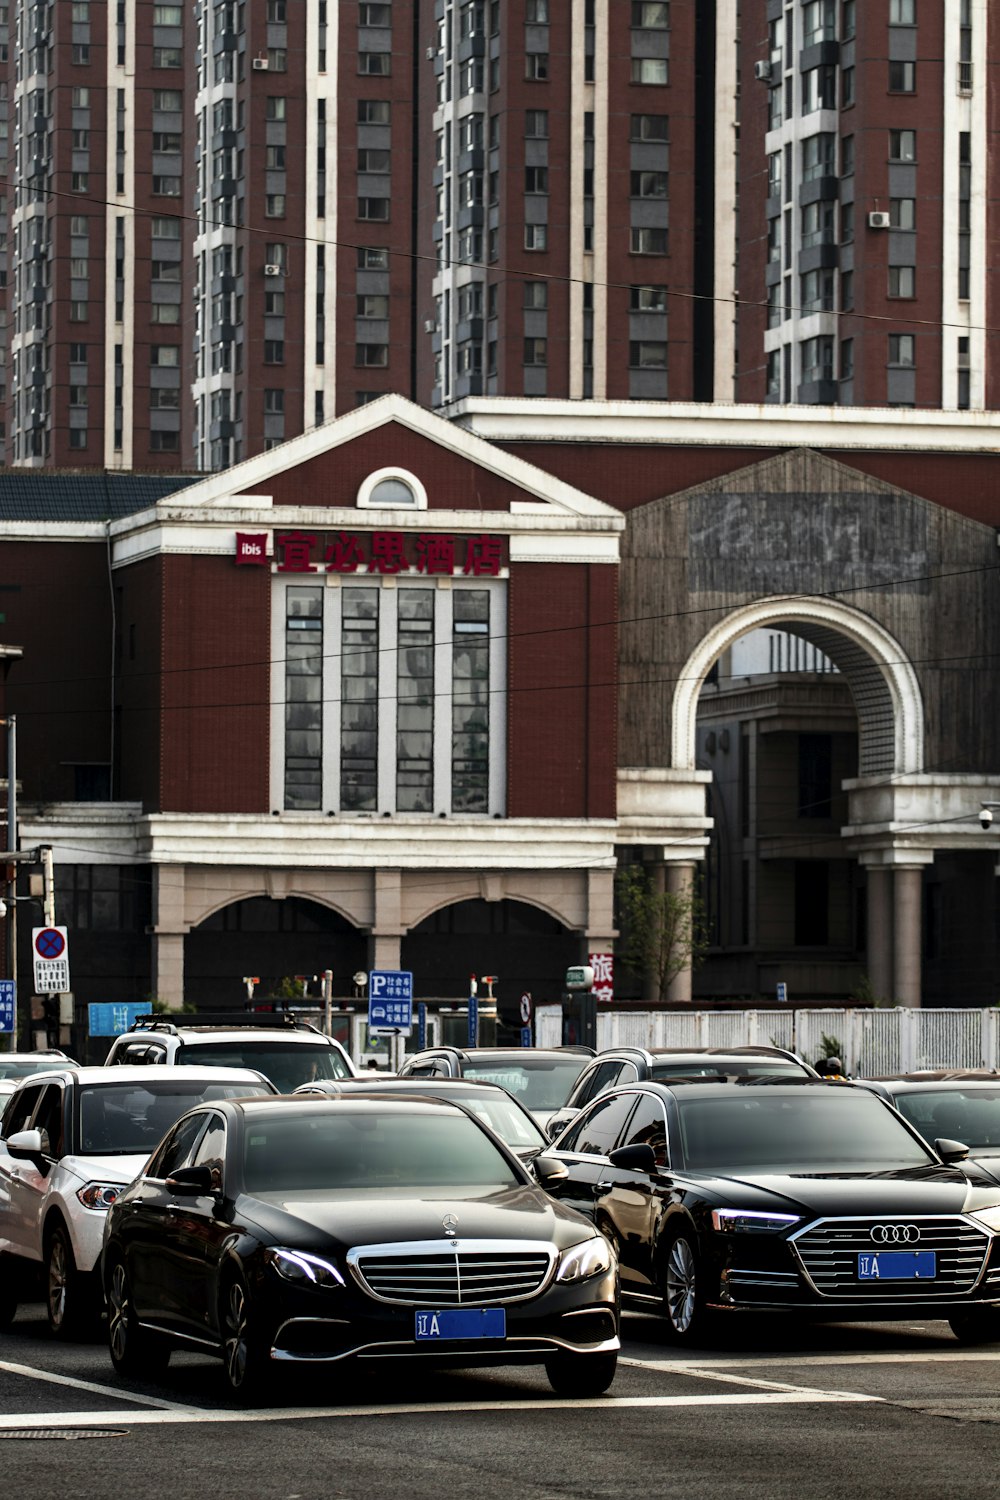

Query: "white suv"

xmin=0 ymin=1064 xmax=275 ymax=1337
xmin=104 ymin=1013 xmax=356 ymax=1092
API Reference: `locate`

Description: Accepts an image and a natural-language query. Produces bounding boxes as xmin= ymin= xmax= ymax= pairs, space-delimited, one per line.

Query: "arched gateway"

xmin=617 ymin=448 xmax=1000 ymax=1008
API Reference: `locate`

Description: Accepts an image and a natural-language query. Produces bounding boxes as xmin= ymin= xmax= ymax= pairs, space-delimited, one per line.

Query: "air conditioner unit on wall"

xmin=868 ymin=211 xmax=891 ymax=230
xmin=252 ymin=56 xmax=269 ymax=70
xmin=754 ymin=60 xmax=772 ymax=81
xmin=264 ymin=263 xmax=282 ymax=277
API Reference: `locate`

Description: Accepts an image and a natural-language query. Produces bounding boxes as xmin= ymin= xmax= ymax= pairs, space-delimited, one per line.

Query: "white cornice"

xmin=445 ymin=398 xmax=1000 ymax=455
xmin=132 ymin=393 xmax=621 ymax=521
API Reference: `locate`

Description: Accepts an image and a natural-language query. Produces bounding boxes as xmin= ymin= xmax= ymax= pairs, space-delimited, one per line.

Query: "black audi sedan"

xmin=102 ymin=1096 xmax=619 ymax=1400
xmin=541 ymin=1079 xmax=1000 ymax=1346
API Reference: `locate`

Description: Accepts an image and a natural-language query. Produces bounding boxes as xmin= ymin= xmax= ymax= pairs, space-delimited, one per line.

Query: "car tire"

xmin=0 ymin=1254 xmax=19 ymax=1329
xmin=544 ymin=1349 xmax=617 ymax=1397
xmin=46 ymin=1225 xmax=99 ymax=1340
xmin=659 ymin=1229 xmax=713 ymax=1346
xmin=948 ymin=1310 xmax=1000 ymax=1345
xmin=221 ymin=1272 xmax=268 ymax=1402
xmin=107 ymin=1259 xmax=171 ymax=1377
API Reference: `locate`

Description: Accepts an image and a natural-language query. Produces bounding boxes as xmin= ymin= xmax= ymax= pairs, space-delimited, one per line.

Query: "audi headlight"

xmin=711 ymin=1208 xmax=802 ymax=1234
xmin=77 ymin=1183 xmax=123 ymax=1211
xmin=265 ymin=1247 xmax=345 ymax=1288
xmin=969 ymin=1206 xmax=1000 ymax=1233
xmin=556 ymin=1235 xmax=615 ymax=1283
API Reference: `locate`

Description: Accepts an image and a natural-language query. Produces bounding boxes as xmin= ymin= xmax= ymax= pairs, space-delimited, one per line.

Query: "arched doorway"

xmin=402 ymin=897 xmax=580 ymax=1029
xmin=185 ymin=896 xmax=367 ymax=1009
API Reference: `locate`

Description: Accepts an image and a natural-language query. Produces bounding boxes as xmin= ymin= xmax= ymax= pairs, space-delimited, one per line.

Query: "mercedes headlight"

xmin=265 ymin=1247 xmax=345 ymax=1287
xmin=711 ymin=1208 xmax=802 ymax=1234
xmin=556 ymin=1235 xmax=615 ymax=1283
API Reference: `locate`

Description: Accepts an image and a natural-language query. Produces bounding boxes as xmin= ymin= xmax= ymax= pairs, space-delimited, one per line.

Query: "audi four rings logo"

xmin=870 ymin=1223 xmax=920 ymax=1244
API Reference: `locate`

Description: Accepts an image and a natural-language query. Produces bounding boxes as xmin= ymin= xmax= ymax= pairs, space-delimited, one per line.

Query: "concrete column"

xmin=665 ymin=861 xmax=697 ymax=1005
xmin=369 ymin=868 xmax=403 ymax=971
xmin=151 ymin=933 xmax=185 ymax=1012
xmin=865 ymin=865 xmax=893 ymax=1004
xmin=150 ymin=865 xmax=187 ymax=1011
xmin=893 ymin=865 xmax=923 ymax=1009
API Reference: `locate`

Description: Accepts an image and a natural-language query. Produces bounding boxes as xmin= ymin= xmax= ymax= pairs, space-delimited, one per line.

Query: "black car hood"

xmin=680 ymin=1164 xmax=1000 ymax=1218
xmin=236 ymin=1182 xmax=594 ymax=1253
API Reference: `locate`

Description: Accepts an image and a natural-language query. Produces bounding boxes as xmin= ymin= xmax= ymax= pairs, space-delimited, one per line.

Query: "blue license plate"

xmin=857 ymin=1250 xmax=937 ymax=1281
xmin=414 ymin=1308 xmax=506 ymax=1341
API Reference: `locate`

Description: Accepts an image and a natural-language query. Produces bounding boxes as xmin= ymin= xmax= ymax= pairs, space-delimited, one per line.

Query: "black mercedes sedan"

xmin=542 ymin=1079 xmax=1000 ymax=1346
xmin=102 ymin=1096 xmax=619 ymax=1400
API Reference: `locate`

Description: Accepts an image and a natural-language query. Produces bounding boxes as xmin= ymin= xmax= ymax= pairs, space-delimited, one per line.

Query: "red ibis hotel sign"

xmin=235 ymin=530 xmax=505 ymax=577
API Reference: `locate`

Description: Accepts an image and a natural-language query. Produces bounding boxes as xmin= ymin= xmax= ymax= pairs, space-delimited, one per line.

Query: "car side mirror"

xmin=934 ymin=1137 xmax=970 ymax=1164
xmin=6 ymin=1128 xmax=46 ymax=1162
xmin=608 ymin=1143 xmax=659 ymax=1174
xmin=545 ymin=1113 xmax=571 ymax=1142
xmin=166 ymin=1164 xmax=217 ymax=1196
xmin=533 ymin=1154 xmax=570 ymax=1190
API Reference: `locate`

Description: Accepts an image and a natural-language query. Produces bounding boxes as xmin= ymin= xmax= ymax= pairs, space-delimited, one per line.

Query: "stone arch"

xmin=671 ymin=595 xmax=924 ymax=777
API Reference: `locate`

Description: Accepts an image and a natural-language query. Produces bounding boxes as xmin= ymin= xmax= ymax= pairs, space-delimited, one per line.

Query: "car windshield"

xmin=462 ymin=1057 xmax=587 ymax=1112
xmin=78 ymin=1079 xmax=271 ymax=1156
xmin=176 ymin=1041 xmax=352 ymax=1091
xmin=890 ymin=1089 xmax=1000 ymax=1151
xmin=0 ymin=1059 xmax=69 ymax=1081
xmin=440 ymin=1094 xmax=546 ymax=1152
xmin=675 ymin=1092 xmax=936 ymax=1173
xmin=242 ymin=1109 xmax=523 ymax=1193
xmin=651 ymin=1060 xmax=806 ymax=1080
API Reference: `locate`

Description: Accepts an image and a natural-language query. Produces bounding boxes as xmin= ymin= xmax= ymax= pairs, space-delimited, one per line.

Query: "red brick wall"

xmin=507 ymin=563 xmax=617 ymax=819
xmin=2 ymin=542 xmax=112 ymax=801
xmin=265 ymin=422 xmax=532 ymax=511
xmin=157 ymin=556 xmax=271 ymax=813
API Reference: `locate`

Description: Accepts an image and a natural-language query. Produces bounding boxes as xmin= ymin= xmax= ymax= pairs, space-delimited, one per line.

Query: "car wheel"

xmin=46 ymin=1225 xmax=99 ymax=1340
xmin=544 ymin=1349 xmax=617 ymax=1397
xmin=0 ymin=1255 xmax=18 ymax=1329
xmin=221 ymin=1273 xmax=268 ymax=1401
xmin=948 ymin=1310 xmax=1000 ymax=1345
xmin=659 ymin=1230 xmax=713 ymax=1346
xmin=107 ymin=1259 xmax=171 ymax=1377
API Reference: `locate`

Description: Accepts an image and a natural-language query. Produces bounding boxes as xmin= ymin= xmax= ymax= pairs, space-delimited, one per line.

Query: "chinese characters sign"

xmin=236 ymin=530 xmax=505 ymax=577
xmin=589 ymin=952 xmax=614 ymax=1004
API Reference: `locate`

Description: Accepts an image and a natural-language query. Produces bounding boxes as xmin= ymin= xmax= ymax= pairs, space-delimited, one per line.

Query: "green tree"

xmin=615 ymin=864 xmax=708 ymax=1002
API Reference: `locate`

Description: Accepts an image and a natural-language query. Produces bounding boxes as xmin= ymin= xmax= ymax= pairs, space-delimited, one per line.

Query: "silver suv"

xmin=0 ymin=1064 xmax=275 ymax=1337
xmin=104 ymin=1013 xmax=356 ymax=1093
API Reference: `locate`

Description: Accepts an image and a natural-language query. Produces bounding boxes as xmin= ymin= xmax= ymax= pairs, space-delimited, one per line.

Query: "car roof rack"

xmin=122 ymin=1012 xmax=323 ymax=1035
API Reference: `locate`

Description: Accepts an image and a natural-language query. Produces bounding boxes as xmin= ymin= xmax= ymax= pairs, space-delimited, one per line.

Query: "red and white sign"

xmin=33 ymin=926 xmax=71 ymax=995
xmin=235 ymin=532 xmax=269 ymax=566
xmin=589 ymin=952 xmax=614 ymax=1004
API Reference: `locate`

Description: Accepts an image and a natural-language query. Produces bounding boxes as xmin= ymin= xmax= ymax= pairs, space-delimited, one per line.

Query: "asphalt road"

xmin=2 ymin=1302 xmax=1000 ymax=1500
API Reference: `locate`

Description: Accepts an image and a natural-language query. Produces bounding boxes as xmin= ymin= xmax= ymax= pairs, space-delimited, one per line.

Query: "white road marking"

xmin=0 ymin=1390 xmax=880 ymax=1431
xmin=624 ymin=1349 xmax=1000 ymax=1371
xmin=0 ymin=1359 xmax=203 ymax=1414
xmin=618 ymin=1357 xmax=863 ymax=1398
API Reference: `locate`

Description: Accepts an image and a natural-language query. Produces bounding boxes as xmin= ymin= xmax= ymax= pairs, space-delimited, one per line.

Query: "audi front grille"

xmin=790 ymin=1216 xmax=991 ymax=1297
xmin=346 ymin=1239 xmax=556 ymax=1306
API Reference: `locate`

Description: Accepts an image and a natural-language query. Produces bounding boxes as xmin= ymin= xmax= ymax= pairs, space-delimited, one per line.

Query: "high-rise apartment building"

xmin=734 ymin=0 xmax=990 ymax=410
xmin=1 ymin=2 xmax=992 ymax=471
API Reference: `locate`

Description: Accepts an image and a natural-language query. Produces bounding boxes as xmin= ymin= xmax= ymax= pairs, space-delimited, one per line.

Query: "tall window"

xmin=279 ymin=580 xmax=505 ymax=815
xmin=284 ymin=588 xmax=323 ymax=810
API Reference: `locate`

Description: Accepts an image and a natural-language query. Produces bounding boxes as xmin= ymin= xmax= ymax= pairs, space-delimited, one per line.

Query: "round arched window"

xmin=370 ymin=477 xmax=417 ymax=506
xmin=357 ymin=467 xmax=428 ymax=510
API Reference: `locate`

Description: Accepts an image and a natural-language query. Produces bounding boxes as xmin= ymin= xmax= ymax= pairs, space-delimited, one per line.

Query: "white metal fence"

xmin=534 ymin=1006 xmax=1000 ymax=1077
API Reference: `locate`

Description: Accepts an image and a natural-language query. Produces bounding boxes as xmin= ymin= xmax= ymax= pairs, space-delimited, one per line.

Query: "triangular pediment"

xmin=153 ymin=393 xmax=618 ymax=523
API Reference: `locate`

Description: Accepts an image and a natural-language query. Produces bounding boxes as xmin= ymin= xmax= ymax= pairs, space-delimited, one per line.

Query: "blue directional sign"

xmin=88 ymin=1002 xmax=147 ymax=1037
xmin=368 ymin=971 xmax=413 ymax=1035
xmin=0 ymin=980 xmax=15 ymax=1033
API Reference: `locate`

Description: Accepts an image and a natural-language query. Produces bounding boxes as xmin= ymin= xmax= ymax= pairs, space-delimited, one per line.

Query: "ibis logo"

xmin=235 ymin=532 xmax=269 ymax=566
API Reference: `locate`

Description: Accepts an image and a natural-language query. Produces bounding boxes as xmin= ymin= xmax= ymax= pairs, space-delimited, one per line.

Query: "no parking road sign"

xmin=33 ymin=926 xmax=71 ymax=995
